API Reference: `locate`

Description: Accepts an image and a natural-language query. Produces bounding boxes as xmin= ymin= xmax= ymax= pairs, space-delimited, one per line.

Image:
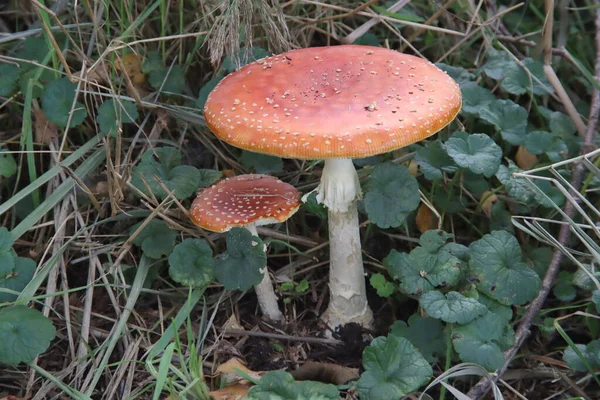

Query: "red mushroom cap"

xmin=204 ymin=45 xmax=461 ymax=159
xmin=189 ymin=174 xmax=301 ymax=233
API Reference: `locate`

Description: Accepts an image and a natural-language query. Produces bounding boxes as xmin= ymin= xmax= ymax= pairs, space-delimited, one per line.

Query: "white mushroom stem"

xmin=316 ymin=158 xmax=374 ymax=329
xmin=246 ymin=223 xmax=284 ymax=322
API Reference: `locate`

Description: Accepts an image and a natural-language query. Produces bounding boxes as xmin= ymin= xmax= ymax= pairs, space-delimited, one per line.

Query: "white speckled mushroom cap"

xmin=203 ymin=45 xmax=462 ymax=159
xmin=189 ymin=174 xmax=301 ymax=233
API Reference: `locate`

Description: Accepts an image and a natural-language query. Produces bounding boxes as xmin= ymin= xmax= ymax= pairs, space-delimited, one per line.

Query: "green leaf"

xmin=563 ymin=340 xmax=600 ymax=372
xmin=452 ymin=312 xmax=505 ymax=371
xmin=418 ymin=229 xmax=454 ymax=253
xmin=479 ymin=99 xmax=528 ymax=145
xmin=553 ymin=271 xmax=577 ymax=301
xmin=525 ymin=131 xmax=568 ymax=162
xmin=390 ymin=314 xmax=446 ymax=363
xmin=303 ymin=191 xmax=328 ymax=220
xmin=469 ymin=231 xmax=541 ymax=305
xmin=15 ymin=37 xmax=50 ymax=68
xmin=364 ymin=163 xmax=420 ymax=229
xmin=240 ymin=150 xmax=284 ymax=174
xmin=370 ymin=273 xmax=395 ymax=297
xmin=41 ymin=77 xmax=87 ymax=128
xmin=476 ymin=294 xmax=512 ymax=324
xmin=436 ymin=63 xmax=474 ymax=87
xmin=0 ymin=305 xmax=56 ymax=365
xmin=214 ymin=227 xmax=267 ymax=291
xmin=0 ymin=64 xmax=22 ymax=96
xmin=495 ymin=161 xmax=539 ymax=204
xmin=357 ymin=334 xmax=432 ymax=399
xmin=593 ymin=290 xmax=600 ymax=313
xmin=421 ymin=290 xmax=487 ymax=324
xmin=481 ymin=49 xmax=518 ymax=81
xmin=197 ymin=169 xmax=222 ymax=188
xmin=445 ymin=134 xmax=502 ymax=177
xmin=246 ymin=370 xmax=339 ymax=400
xmin=221 ymin=46 xmax=271 ymax=74
xmin=96 ymin=98 xmax=138 ymax=136
xmin=415 ymin=141 xmax=458 ymax=181
xmin=130 ymin=219 xmax=177 ymax=259
xmin=460 ymin=83 xmax=496 ymax=116
xmin=168 ymin=239 xmax=214 ymax=287
xmin=148 ymin=64 xmax=186 ymax=94
xmin=548 ymin=111 xmax=577 ymax=137
xmin=131 ymin=147 xmax=202 ymax=200
xmin=0 ymin=149 xmax=17 ymax=178
xmin=501 ymin=58 xmax=553 ymax=95
xmin=0 ymin=257 xmax=36 ymax=303
xmin=384 ymin=241 xmax=462 ymax=296
xmin=0 ymin=228 xmax=16 ymax=278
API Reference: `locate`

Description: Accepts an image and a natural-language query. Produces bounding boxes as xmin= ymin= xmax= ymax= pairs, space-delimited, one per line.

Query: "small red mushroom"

xmin=190 ymin=174 xmax=301 ymax=321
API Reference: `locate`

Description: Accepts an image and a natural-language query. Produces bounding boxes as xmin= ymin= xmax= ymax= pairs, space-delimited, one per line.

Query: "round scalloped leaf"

xmin=357 ymin=334 xmax=432 ymax=399
xmin=501 ymin=59 xmax=552 ymax=96
xmin=445 ymin=134 xmax=502 ymax=177
xmin=131 ymin=147 xmax=202 ymax=200
xmin=364 ymin=163 xmax=420 ymax=229
xmin=479 ymin=99 xmax=528 ymax=145
xmin=0 ymin=149 xmax=17 ymax=179
xmin=0 ymin=305 xmax=56 ymax=365
xmin=469 ymin=231 xmax=541 ymax=305
xmin=168 ymin=239 xmax=214 ymax=287
xmin=96 ymin=98 xmax=139 ymax=136
xmin=451 ymin=312 xmax=505 ymax=371
xmin=420 ymin=290 xmax=487 ymax=324
xmin=460 ymin=83 xmax=496 ymax=116
xmin=240 ymin=150 xmax=283 ymax=174
xmin=214 ymin=228 xmax=267 ymax=291
xmin=41 ymin=77 xmax=87 ymax=128
xmin=0 ymin=64 xmax=21 ymax=97
xmin=246 ymin=370 xmax=339 ymax=400
xmin=415 ymin=141 xmax=458 ymax=181
xmin=390 ymin=314 xmax=446 ymax=363
xmin=130 ymin=219 xmax=177 ymax=259
xmin=0 ymin=257 xmax=36 ymax=303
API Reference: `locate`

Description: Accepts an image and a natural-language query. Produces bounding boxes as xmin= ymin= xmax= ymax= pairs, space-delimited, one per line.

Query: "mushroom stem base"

xmin=322 ymin=203 xmax=373 ymax=329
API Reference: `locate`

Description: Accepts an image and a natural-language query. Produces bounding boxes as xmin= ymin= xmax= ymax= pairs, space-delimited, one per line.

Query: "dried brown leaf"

xmin=290 ymin=361 xmax=359 ymax=385
xmin=416 ymin=203 xmax=438 ymax=233
xmin=515 ymin=145 xmax=538 ymax=170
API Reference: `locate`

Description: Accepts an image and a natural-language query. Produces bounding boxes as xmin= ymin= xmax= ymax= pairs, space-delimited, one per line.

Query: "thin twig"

xmin=223 ymin=329 xmax=343 ymax=345
xmin=467 ymin=2 xmax=600 ymax=397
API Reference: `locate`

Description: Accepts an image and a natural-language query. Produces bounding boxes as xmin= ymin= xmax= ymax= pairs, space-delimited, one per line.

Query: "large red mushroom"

xmin=203 ymin=45 xmax=462 ymax=328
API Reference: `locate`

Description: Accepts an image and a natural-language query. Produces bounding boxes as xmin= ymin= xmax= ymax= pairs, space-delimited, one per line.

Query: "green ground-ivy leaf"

xmin=495 ymin=161 xmax=539 ymax=204
xmin=461 ymin=83 xmax=496 ymax=117
xmin=197 ymin=75 xmax=223 ymax=109
xmin=384 ymin=242 xmax=462 ymax=296
xmin=0 ymin=228 xmax=15 ymax=276
xmin=415 ymin=141 xmax=458 ymax=181
xmin=0 ymin=64 xmax=21 ymax=97
xmin=479 ymin=99 xmax=528 ymax=145
xmin=420 ymin=290 xmax=487 ymax=324
xmin=214 ymin=227 xmax=267 ymax=291
xmin=168 ymin=239 xmax=214 ymax=287
xmin=246 ymin=370 xmax=339 ymax=400
xmin=525 ymin=131 xmax=569 ymax=162
xmin=96 ymin=98 xmax=138 ymax=136
xmin=240 ymin=150 xmax=283 ymax=174
xmin=563 ymin=340 xmax=600 ymax=372
xmin=131 ymin=147 xmax=202 ymax=200
xmin=477 ymin=293 xmax=512 ymax=324
xmin=364 ymin=163 xmax=420 ymax=229
xmin=370 ymin=273 xmax=395 ymax=297
xmin=390 ymin=314 xmax=446 ymax=363
xmin=357 ymin=334 xmax=432 ymax=399
xmin=418 ymin=229 xmax=454 ymax=253
xmin=481 ymin=48 xmax=518 ymax=81
xmin=470 ymin=231 xmax=541 ymax=305
xmin=593 ymin=291 xmax=600 ymax=313
xmin=148 ymin=64 xmax=185 ymax=94
xmin=41 ymin=77 xmax=87 ymax=128
xmin=303 ymin=191 xmax=328 ymax=220
xmin=553 ymin=271 xmax=577 ymax=302
xmin=130 ymin=219 xmax=177 ymax=259
xmin=0 ymin=149 xmax=17 ymax=179
xmin=0 ymin=305 xmax=56 ymax=365
xmin=501 ymin=58 xmax=552 ymax=96
xmin=445 ymin=134 xmax=502 ymax=177
xmin=436 ymin=63 xmax=474 ymax=87
xmin=452 ymin=312 xmax=505 ymax=371
xmin=0 ymin=256 xmax=36 ymax=303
